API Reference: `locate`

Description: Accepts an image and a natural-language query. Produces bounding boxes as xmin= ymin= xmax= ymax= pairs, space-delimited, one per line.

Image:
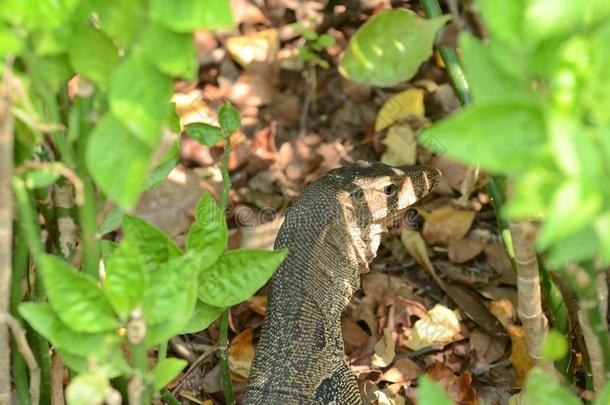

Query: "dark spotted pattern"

xmin=243 ymin=162 xmax=440 ymax=404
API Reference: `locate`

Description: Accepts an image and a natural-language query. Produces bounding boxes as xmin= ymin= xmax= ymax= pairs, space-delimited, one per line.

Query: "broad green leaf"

xmin=522 ymin=368 xmax=581 ymax=405
xmin=58 ymin=347 xmax=130 ymax=378
xmin=502 ymin=169 xmax=561 ymax=220
xmin=459 ymin=34 xmax=535 ymax=104
xmin=523 ymin=0 xmax=610 ymax=46
xmin=316 ymin=34 xmax=335 ymax=48
xmin=187 ymin=194 xmax=227 ymax=270
xmin=168 ymin=102 xmax=181 ymax=134
xmin=417 ymin=375 xmax=452 ymax=405
xmin=69 ymin=23 xmax=119 ymax=90
xmin=145 ymin=140 xmax=180 ymax=190
xmin=339 ymin=9 xmax=451 ymax=87
xmin=476 ymin=0 xmax=524 ymax=46
xmin=99 ymin=208 xmax=124 ymax=235
xmin=151 ymin=358 xmax=187 ymax=390
xmin=100 ymin=240 xmax=119 ymax=262
xmin=96 ymin=0 xmax=144 ymax=48
xmin=66 ymin=373 xmax=108 ymax=405
xmin=0 ymin=23 xmax=23 ymax=57
xmin=144 ymin=255 xmax=198 ymax=346
xmin=180 ymin=301 xmax=223 ymax=334
xmin=419 ymin=103 xmax=548 ymax=174
xmin=594 ymin=211 xmax=610 ymax=266
xmin=594 ymin=380 xmax=610 ymax=405
xmin=547 ymin=226 xmax=599 ymax=268
xmin=86 ymin=114 xmax=152 ymax=210
xmin=24 ymin=165 xmax=62 ymax=189
xmin=141 ymin=22 xmax=196 ymax=80
xmin=538 ymin=180 xmax=602 ymax=249
xmin=586 ymin=22 xmax=610 ymax=124
xmin=27 ymin=54 xmax=73 ymax=94
xmin=104 ymin=237 xmax=147 ymax=319
xmin=198 ymin=249 xmax=287 ymax=307
xmin=150 ymin=0 xmax=233 ymax=32
xmin=540 ymin=329 xmax=568 ymax=361
xmin=185 ymin=123 xmax=223 ymax=146
xmin=109 ymin=53 xmax=172 ymax=146
xmin=218 ymin=102 xmax=241 ymax=133
xmin=32 ymin=25 xmax=72 ymax=55
xmin=39 ymin=255 xmax=120 ymax=333
xmin=1 ymin=0 xmax=80 ymax=29
xmin=122 ymin=215 xmax=182 ymax=271
xmin=19 ymin=303 xmax=119 ymax=357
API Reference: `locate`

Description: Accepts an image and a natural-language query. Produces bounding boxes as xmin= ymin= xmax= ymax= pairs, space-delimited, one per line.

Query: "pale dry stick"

xmin=50 ymin=353 xmax=65 ymax=405
xmin=0 ymin=313 xmax=40 ymax=405
xmin=509 ymin=221 xmax=548 ymax=361
xmin=578 ymin=270 xmax=608 ymax=392
xmin=0 ymin=61 xmax=14 ymax=405
xmin=171 ymin=344 xmax=218 ymax=395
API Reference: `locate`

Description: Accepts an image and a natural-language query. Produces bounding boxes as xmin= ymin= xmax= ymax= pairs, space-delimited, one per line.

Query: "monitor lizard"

xmin=243 ymin=161 xmax=441 ymax=404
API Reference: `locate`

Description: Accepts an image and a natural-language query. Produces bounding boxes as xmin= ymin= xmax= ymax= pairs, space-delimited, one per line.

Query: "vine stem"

xmin=0 ymin=59 xmax=14 ymax=405
xmin=219 ymin=133 xmax=235 ymax=404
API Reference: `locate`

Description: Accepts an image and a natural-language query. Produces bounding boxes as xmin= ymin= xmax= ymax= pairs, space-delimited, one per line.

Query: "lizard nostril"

xmin=422 ymin=167 xmax=442 ymax=189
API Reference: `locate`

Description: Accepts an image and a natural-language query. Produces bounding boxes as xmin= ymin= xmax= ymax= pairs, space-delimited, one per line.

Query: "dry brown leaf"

xmin=362 ymin=272 xmax=409 ymax=299
xmin=372 ymin=326 xmax=396 ymax=368
xmin=507 ymin=324 xmax=534 ymax=387
xmin=423 ymin=206 xmax=476 ymax=246
xmin=227 ymin=64 xmax=277 ymax=107
xmin=239 ymin=215 xmax=284 ymax=249
xmin=485 ymin=243 xmax=516 ymax=285
xmin=375 ymin=88 xmax=425 ymax=132
xmin=470 ymin=329 xmax=507 ymax=368
xmin=374 ymin=389 xmax=405 ymax=405
xmin=380 ymin=358 xmax=421 ymax=383
xmin=246 ymin=295 xmax=267 ymax=315
xmin=226 ymin=29 xmax=279 ymax=68
xmin=426 ymin=362 xmax=478 ymax=405
xmin=381 ymin=124 xmax=418 ymax=166
xmin=488 ymin=298 xmax=516 ymax=328
xmin=447 ymin=238 xmax=485 ymax=263
xmin=229 ymin=329 xmax=255 ymax=381
xmin=400 ymin=229 xmax=434 ymax=272
xmin=342 ymin=316 xmax=370 ymax=352
xmin=351 ymin=295 xmax=378 ymax=335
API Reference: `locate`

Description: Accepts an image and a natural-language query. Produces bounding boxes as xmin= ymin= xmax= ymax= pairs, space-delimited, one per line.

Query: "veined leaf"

xmin=187 ymin=194 xmax=227 ymax=270
xmin=122 ymin=215 xmax=182 ymax=271
xmin=180 ymin=301 xmax=224 ymax=334
xmin=141 ymin=22 xmax=197 ymax=80
xmin=150 ymin=0 xmax=233 ymax=32
xmin=69 ymin=23 xmax=119 ymax=90
xmin=151 ymin=358 xmax=187 ymax=390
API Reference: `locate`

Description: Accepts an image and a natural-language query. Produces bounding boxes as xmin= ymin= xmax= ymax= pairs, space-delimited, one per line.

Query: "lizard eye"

xmin=383 ymin=183 xmax=397 ymax=196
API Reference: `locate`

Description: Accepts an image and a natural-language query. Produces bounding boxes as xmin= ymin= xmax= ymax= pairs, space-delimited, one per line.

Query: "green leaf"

xmin=145 ymin=140 xmax=180 ymax=190
xmin=417 ymin=375 xmax=452 ymax=405
xmin=96 ymin=0 xmax=144 ymax=49
xmin=586 ymin=22 xmax=610 ymax=124
xmin=58 ymin=347 xmax=130 ymax=378
xmin=301 ymin=28 xmax=317 ymax=41
xmin=459 ymin=33 xmax=535 ymax=104
xmin=66 ymin=373 xmax=108 ymax=405
xmin=0 ymin=22 xmax=23 ymax=57
xmin=339 ymin=9 xmax=451 ymax=87
xmin=86 ymin=113 xmax=152 ymax=210
xmin=150 ymin=0 xmax=233 ymax=32
xmin=24 ymin=165 xmax=62 ymax=189
xmin=547 ymin=226 xmax=599 ymax=269
xmin=198 ymin=249 xmax=287 ymax=307
xmin=316 ymin=34 xmax=335 ymax=48
xmin=522 ymin=368 xmax=581 ymax=405
xmin=32 ymin=25 xmax=72 ymax=55
xmin=540 ymin=329 xmax=568 ymax=361
xmin=218 ymin=102 xmax=241 ymax=133
xmin=420 ymin=103 xmax=548 ymax=175
xmin=122 ymin=215 xmax=182 ymax=271
xmin=169 ymin=102 xmax=181 ymax=134
xmin=594 ymin=380 xmax=610 ymax=405
xmin=104 ymin=237 xmax=147 ymax=319
xmin=27 ymin=54 xmax=73 ymax=94
xmin=151 ymin=358 xmax=187 ymax=390
xmin=109 ymin=53 xmax=172 ymax=146
xmin=99 ymin=208 xmax=124 ymax=235
xmin=69 ymin=23 xmax=120 ymax=90
xmin=1 ymin=0 xmax=80 ymax=29
xmin=180 ymin=301 xmax=223 ymax=334
xmin=185 ymin=123 xmax=223 ymax=146
xmin=19 ymin=303 xmax=119 ymax=357
xmin=39 ymin=255 xmax=120 ymax=333
xmin=187 ymin=194 xmax=227 ymax=270
xmin=141 ymin=22 xmax=197 ymax=80
xmin=476 ymin=0 xmax=524 ymax=46
xmin=144 ymin=255 xmax=198 ymax=346
xmin=594 ymin=211 xmax=610 ymax=266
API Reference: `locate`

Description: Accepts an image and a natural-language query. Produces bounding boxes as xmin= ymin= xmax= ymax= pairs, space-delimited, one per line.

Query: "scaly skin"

xmin=244 ymin=161 xmax=440 ymax=404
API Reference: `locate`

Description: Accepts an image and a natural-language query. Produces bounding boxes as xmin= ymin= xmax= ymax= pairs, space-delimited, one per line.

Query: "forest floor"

xmin=136 ymin=1 xmax=523 ymax=403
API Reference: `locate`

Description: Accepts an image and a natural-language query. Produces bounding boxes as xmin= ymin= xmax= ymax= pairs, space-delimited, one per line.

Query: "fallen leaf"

xmin=239 ymin=215 xmax=284 ymax=249
xmin=229 ymin=329 xmax=255 ymax=381
xmin=488 ymin=298 xmax=516 ymax=328
xmin=372 ymin=326 xmax=396 ymax=368
xmin=227 ymin=63 xmax=278 ymax=107
xmin=381 ymin=124 xmax=418 ymax=166
xmin=374 ymin=389 xmax=405 ymax=405
xmin=226 ymin=29 xmax=279 ymax=68
xmin=380 ymin=358 xmax=421 ymax=383
xmin=400 ymin=229 xmax=434 ymax=272
xmin=362 ymin=272 xmax=409 ymax=299
xmin=470 ymin=329 xmax=507 ymax=368
xmin=447 ymin=238 xmax=485 ymax=263
xmin=351 ymin=295 xmax=378 ymax=335
xmin=423 ymin=206 xmax=476 ymax=245
xmin=426 ymin=362 xmax=478 ymax=405
xmin=375 ymin=88 xmax=425 ymax=132
xmin=246 ymin=296 xmax=267 ymax=315
xmin=406 ymin=304 xmax=461 ymax=350
xmin=485 ymin=243 xmax=516 ymax=285
xmin=507 ymin=324 xmax=534 ymax=387
xmin=342 ymin=316 xmax=370 ymax=352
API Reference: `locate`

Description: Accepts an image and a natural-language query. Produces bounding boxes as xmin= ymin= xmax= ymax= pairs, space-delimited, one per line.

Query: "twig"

xmin=15 ymin=161 xmax=85 ymax=205
xmin=50 ymin=352 xmax=65 ymax=405
xmin=0 ymin=60 xmax=14 ymax=405
xmin=0 ymin=313 xmax=40 ymax=405
xmin=171 ymin=344 xmax=218 ymax=394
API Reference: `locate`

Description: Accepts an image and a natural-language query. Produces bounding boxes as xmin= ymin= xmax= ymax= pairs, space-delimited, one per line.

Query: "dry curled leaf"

xmin=422 ymin=206 xmax=476 ymax=245
xmin=229 ymin=329 xmax=255 ymax=381
xmin=372 ymin=326 xmax=396 ymax=368
xmin=406 ymin=304 xmax=461 ymax=350
xmin=380 ymin=358 xmax=421 ymax=383
xmin=447 ymin=238 xmax=485 ymax=263
xmin=226 ymin=29 xmax=279 ymax=68
xmin=375 ymin=88 xmax=425 ymax=132
xmin=381 ymin=124 xmax=418 ymax=166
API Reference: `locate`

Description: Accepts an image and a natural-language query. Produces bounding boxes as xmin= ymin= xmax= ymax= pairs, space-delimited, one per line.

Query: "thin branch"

xmin=0 ymin=313 xmax=40 ymax=405
xmin=0 ymin=60 xmax=15 ymax=405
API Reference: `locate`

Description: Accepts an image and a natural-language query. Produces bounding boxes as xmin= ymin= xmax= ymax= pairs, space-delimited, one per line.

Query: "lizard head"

xmin=333 ymin=160 xmax=441 ymax=224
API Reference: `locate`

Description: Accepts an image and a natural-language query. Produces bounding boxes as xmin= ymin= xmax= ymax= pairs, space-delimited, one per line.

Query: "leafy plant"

xmin=2 ymin=1 xmax=287 ymax=403
xmin=295 ymin=24 xmax=336 ymax=69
